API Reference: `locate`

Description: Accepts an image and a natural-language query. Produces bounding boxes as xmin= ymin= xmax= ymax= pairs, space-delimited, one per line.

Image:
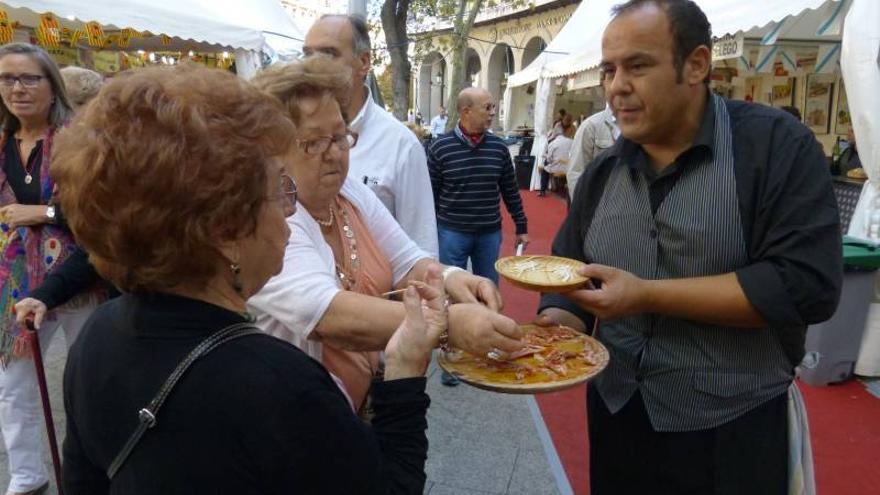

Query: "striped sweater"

xmin=427 ymin=125 xmax=528 ymax=235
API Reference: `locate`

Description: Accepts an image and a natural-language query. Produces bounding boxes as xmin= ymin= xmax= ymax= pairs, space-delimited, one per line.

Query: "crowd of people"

xmin=0 ymin=0 xmax=845 ymax=494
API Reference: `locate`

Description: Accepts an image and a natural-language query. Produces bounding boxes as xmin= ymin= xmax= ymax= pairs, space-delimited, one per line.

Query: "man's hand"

xmin=563 ymin=264 xmax=650 ymax=321
xmin=0 ymin=204 xmax=51 ymax=229
xmin=515 ymin=234 xmax=529 ymax=251
xmin=444 ymin=270 xmax=503 ymax=311
xmin=447 ymin=303 xmax=523 ymax=356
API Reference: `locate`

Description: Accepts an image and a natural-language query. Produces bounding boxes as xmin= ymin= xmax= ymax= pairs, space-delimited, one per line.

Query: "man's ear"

xmin=357 ymin=51 xmax=371 ymax=80
xmin=684 ymin=45 xmax=712 ymax=85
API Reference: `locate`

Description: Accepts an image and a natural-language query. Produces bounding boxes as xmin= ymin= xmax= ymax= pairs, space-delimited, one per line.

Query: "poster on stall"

xmin=805 ymin=74 xmax=834 ymax=134
xmin=47 ymin=46 xmax=79 ymax=67
xmin=771 ymin=77 xmax=795 ymax=108
xmin=93 ymin=51 xmax=120 ymax=73
xmin=835 ymin=83 xmax=851 ymax=135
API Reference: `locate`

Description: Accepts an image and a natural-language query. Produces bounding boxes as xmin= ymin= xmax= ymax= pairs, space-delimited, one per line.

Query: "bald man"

xmin=303 ymin=14 xmax=438 ymax=258
xmin=428 ymin=87 xmax=529 ymax=385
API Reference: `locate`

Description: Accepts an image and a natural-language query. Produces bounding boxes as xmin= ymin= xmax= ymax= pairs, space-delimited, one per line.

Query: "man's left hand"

xmin=563 ymin=263 xmax=650 ymax=321
xmin=0 ymin=204 xmax=50 ymax=229
xmin=515 ymin=234 xmax=529 ymax=251
xmin=444 ymin=270 xmax=503 ymax=312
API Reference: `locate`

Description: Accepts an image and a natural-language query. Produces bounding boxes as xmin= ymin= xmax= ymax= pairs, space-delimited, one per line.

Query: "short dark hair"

xmin=320 ymin=14 xmax=371 ymax=57
xmin=612 ymin=0 xmax=712 ymax=84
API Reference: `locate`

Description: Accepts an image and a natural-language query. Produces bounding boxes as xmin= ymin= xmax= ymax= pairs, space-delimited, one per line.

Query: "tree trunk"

xmin=444 ymin=0 xmax=484 ymax=131
xmin=381 ymin=0 xmax=412 ymax=121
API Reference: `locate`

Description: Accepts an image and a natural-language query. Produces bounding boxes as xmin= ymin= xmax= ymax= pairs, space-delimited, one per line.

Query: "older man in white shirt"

xmin=566 ymin=103 xmax=620 ymax=199
xmin=304 ymin=14 xmax=439 ymax=257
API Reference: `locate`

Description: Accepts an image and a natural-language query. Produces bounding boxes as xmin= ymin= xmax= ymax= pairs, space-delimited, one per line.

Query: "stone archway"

xmin=465 ymin=48 xmax=482 ymax=88
xmin=487 ymin=43 xmax=515 ymax=130
xmin=521 ymin=36 xmax=547 ymax=70
xmin=418 ymin=51 xmax=447 ymax=122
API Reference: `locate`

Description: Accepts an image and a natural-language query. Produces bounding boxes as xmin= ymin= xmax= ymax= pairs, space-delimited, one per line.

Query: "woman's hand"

xmin=14 ymin=298 xmax=48 ymax=329
xmin=0 ymin=204 xmax=51 ymax=229
xmin=447 ymin=303 xmax=524 ymax=357
xmin=444 ymin=270 xmax=502 ymax=311
xmin=384 ymin=267 xmax=447 ymax=380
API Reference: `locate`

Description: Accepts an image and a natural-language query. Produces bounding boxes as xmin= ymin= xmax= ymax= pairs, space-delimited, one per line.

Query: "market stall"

xmin=507 ymin=0 xmax=855 ymax=190
xmin=0 ymin=0 xmax=303 ymax=78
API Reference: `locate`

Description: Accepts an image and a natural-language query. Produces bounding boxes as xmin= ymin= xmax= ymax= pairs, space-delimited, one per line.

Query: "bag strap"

xmin=107 ymin=322 xmax=262 ymax=479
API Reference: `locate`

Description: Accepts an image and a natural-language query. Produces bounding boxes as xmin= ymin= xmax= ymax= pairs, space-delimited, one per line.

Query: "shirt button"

xmin=649 ymin=229 xmax=658 ymax=239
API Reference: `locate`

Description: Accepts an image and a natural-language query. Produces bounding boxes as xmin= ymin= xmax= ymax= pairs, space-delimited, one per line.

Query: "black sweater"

xmin=63 ymin=293 xmax=429 ymax=494
xmin=427 ymin=126 xmax=528 ymax=235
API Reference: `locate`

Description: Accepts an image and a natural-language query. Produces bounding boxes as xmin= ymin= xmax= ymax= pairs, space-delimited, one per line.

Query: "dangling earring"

xmin=230 ymin=262 xmax=243 ymax=294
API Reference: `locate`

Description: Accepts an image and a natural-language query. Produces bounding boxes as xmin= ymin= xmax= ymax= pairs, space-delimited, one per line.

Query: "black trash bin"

xmin=519 ymin=136 xmax=534 ymax=157
xmin=514 ymin=155 xmax=534 ymax=190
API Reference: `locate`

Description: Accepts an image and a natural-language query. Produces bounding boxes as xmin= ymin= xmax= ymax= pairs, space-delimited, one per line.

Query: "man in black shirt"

xmin=536 ymin=1 xmax=842 ymax=493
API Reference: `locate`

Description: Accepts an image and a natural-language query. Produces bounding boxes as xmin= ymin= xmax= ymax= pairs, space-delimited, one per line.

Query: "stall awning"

xmin=1 ymin=0 xmax=302 ymax=52
xmin=509 ymin=0 xmax=847 ymax=86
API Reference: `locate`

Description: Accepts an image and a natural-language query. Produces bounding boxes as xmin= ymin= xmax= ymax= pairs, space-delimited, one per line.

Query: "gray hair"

xmin=320 ymin=14 xmax=371 ymax=57
xmin=60 ymin=66 xmax=103 ymax=108
xmin=0 ymin=43 xmax=73 ymax=131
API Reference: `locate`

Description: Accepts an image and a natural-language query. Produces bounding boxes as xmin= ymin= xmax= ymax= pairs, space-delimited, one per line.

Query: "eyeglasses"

xmin=296 ymin=130 xmax=358 ymax=155
xmin=0 ymin=74 xmax=46 ymax=88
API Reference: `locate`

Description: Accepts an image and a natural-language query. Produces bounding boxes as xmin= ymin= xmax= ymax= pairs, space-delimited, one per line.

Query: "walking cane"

xmin=25 ymin=319 xmax=64 ymax=495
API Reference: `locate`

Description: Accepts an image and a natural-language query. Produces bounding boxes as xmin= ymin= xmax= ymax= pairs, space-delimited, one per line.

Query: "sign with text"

xmin=712 ymin=33 xmax=744 ymax=61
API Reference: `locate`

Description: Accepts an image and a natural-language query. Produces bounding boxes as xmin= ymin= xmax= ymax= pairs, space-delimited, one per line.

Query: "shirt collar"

xmin=455 ymin=121 xmax=485 ymax=147
xmin=349 ymin=83 xmax=373 ymax=132
xmin=609 ymin=93 xmax=716 ymax=177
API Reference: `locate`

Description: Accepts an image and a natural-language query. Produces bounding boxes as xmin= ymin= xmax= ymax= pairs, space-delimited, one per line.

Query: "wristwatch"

xmin=45 ymin=205 xmax=56 ymax=223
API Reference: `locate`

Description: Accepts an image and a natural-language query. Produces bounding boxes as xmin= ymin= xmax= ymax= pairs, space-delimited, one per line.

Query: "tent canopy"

xmin=509 ymin=0 xmax=845 ymax=85
xmin=1 ymin=0 xmax=303 ymax=53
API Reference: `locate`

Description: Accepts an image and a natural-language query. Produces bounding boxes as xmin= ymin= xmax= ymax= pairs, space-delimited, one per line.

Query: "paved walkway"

xmin=0 ymin=331 xmax=565 ymax=495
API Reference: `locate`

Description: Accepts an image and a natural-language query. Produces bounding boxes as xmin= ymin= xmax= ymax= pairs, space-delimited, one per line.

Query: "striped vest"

xmin=585 ymin=95 xmax=793 ymax=432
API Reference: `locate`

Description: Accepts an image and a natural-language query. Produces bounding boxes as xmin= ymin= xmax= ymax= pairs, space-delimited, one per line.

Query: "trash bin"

xmin=519 ymin=136 xmax=534 ymax=157
xmin=514 ymin=155 xmax=534 ymax=190
xmin=800 ymin=236 xmax=880 ymax=386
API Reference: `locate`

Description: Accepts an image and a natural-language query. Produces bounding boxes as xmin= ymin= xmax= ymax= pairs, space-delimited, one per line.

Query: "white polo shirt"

xmin=348 ymin=86 xmax=439 ymax=258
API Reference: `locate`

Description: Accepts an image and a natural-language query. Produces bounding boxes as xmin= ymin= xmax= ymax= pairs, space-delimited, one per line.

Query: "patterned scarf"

xmin=0 ymin=128 xmax=78 ymax=365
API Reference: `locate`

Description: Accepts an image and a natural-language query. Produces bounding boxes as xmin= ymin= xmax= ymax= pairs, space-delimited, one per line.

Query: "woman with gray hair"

xmin=0 ymin=42 xmax=93 ymax=495
xmin=60 ymin=66 xmax=102 ymax=111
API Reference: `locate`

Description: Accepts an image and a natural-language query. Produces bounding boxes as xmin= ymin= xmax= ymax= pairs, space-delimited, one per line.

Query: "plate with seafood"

xmin=495 ymin=255 xmax=590 ymax=292
xmin=437 ymin=324 xmax=609 ymax=394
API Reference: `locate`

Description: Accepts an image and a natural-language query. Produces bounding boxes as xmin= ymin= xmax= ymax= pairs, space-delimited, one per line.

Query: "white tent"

xmin=508 ymin=0 xmax=855 ymax=189
xmin=840 ymin=0 xmax=880 ymax=376
xmin=1 ymin=0 xmax=303 ymax=78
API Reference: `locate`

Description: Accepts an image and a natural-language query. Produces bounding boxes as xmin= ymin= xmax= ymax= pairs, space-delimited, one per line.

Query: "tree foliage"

xmin=375 ymin=0 xmax=531 ymax=125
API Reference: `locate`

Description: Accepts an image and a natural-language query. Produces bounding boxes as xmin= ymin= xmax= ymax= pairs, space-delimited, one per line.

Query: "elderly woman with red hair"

xmin=54 ymin=64 xmax=444 ymax=494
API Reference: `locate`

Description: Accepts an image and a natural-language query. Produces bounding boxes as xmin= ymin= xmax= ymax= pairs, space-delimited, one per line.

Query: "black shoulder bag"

xmin=107 ymin=322 xmax=262 ymax=479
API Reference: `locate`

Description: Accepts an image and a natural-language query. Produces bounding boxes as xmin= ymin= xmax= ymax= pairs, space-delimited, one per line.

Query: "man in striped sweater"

xmin=428 ymin=87 xmax=529 ymax=385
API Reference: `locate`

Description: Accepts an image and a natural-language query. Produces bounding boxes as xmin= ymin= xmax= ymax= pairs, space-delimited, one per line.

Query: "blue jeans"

xmin=438 ymin=226 xmax=502 ymax=285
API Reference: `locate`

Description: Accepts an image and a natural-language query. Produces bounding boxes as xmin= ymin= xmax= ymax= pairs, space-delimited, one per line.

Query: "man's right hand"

xmin=447 ymin=303 xmax=524 ymax=356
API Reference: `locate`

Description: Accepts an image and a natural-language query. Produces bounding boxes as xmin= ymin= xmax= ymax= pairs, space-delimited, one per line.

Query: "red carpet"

xmin=499 ymin=190 xmax=880 ymax=495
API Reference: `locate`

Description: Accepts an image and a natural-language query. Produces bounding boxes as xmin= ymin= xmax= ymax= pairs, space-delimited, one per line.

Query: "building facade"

xmin=413 ymin=0 xmax=579 ymax=132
